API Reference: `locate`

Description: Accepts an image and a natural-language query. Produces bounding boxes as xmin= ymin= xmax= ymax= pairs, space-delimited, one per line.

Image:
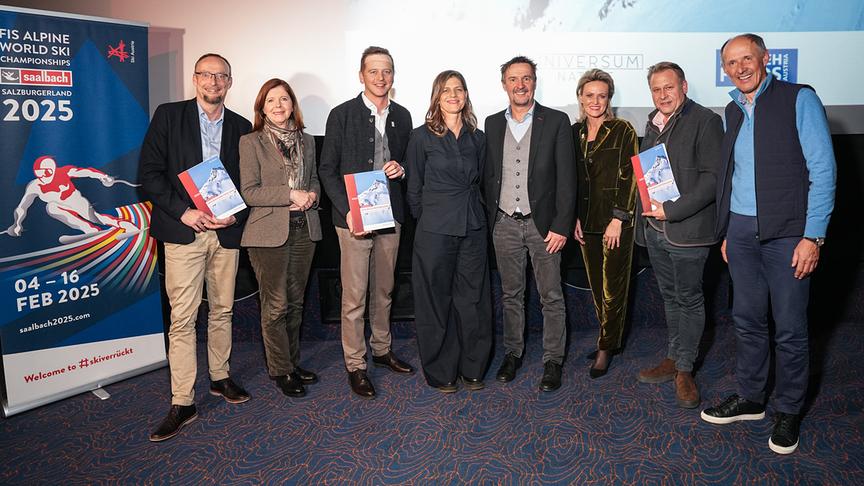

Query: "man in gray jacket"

xmin=636 ymin=62 xmax=723 ymax=409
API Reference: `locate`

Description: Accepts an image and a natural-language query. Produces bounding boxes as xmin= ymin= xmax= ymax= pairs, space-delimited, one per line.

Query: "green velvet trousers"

xmin=580 ymin=226 xmax=634 ymax=350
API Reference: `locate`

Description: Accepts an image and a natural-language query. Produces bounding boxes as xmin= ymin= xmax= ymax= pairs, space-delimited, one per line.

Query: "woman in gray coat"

xmin=240 ymin=78 xmax=321 ymax=398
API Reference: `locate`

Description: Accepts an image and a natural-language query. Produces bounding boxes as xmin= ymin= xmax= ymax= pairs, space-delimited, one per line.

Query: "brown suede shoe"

xmin=675 ymin=371 xmax=700 ymax=409
xmin=637 ymin=358 xmax=677 ymax=384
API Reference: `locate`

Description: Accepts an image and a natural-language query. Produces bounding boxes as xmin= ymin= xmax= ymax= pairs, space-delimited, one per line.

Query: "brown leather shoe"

xmin=348 ymin=369 xmax=376 ymax=399
xmin=372 ymin=351 xmax=414 ymax=374
xmin=637 ymin=358 xmax=677 ymax=384
xmin=675 ymin=371 xmax=700 ymax=409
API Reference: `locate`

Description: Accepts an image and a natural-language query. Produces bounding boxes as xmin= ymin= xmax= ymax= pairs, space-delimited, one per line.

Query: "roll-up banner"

xmin=0 ymin=6 xmax=165 ymax=417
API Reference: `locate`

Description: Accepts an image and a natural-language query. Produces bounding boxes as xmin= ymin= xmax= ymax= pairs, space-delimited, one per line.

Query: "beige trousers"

xmin=164 ymin=231 xmax=238 ymax=406
xmin=335 ymin=224 xmax=400 ymax=371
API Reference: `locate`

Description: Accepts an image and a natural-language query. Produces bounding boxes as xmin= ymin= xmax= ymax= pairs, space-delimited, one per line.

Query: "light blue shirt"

xmin=504 ymin=102 xmax=535 ymax=143
xmin=728 ymin=75 xmax=836 ymax=238
xmin=197 ymin=102 xmax=224 ymax=161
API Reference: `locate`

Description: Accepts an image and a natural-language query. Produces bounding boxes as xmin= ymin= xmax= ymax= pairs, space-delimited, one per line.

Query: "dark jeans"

xmin=492 ymin=212 xmax=566 ymax=364
xmin=412 ymin=223 xmax=493 ymax=387
xmin=581 ymin=226 xmax=635 ymax=351
xmin=644 ymin=224 xmax=710 ymax=372
xmin=248 ymin=228 xmax=316 ymax=377
xmin=726 ymin=212 xmax=810 ymax=414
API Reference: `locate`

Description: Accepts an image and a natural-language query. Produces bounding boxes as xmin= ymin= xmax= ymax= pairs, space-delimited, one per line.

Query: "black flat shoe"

xmin=461 ymin=376 xmax=485 ymax=391
xmin=295 ymin=367 xmax=318 ymax=385
xmin=434 ymin=381 xmax=458 ymax=393
xmin=275 ymin=374 xmax=306 ymax=398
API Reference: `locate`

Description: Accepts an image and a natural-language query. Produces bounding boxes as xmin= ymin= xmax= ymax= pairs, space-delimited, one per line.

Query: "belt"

xmin=289 ymin=214 xmax=307 ymax=230
xmin=500 ymin=209 xmax=531 ymax=220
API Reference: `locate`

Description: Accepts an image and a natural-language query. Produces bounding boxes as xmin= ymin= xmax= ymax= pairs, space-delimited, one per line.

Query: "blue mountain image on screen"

xmin=643 ymin=154 xmax=679 ymax=202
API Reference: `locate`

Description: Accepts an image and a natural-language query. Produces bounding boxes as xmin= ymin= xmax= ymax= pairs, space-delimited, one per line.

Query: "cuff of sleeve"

xmin=612 ymin=208 xmax=632 ymax=222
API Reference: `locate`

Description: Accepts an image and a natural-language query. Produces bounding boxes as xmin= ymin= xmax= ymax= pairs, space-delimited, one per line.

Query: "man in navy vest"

xmin=701 ymin=34 xmax=836 ymax=455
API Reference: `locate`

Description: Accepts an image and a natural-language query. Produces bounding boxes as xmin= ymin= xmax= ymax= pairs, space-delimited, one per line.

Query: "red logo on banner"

xmin=16 ymin=69 xmax=73 ymax=86
xmin=107 ymin=40 xmax=129 ymax=62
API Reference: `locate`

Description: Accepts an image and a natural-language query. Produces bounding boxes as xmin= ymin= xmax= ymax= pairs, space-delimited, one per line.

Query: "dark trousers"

xmin=644 ymin=225 xmax=710 ymax=372
xmin=726 ymin=212 xmax=810 ymax=414
xmin=413 ymin=223 xmax=493 ymax=387
xmin=581 ymin=226 xmax=635 ymax=350
xmin=248 ymin=228 xmax=316 ymax=377
xmin=492 ymin=212 xmax=566 ymax=364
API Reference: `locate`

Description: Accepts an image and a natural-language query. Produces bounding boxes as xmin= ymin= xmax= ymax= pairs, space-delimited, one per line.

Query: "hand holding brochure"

xmin=178 ymin=155 xmax=247 ymax=219
xmin=631 ymin=143 xmax=680 ymax=211
xmin=344 ymin=170 xmax=395 ymax=232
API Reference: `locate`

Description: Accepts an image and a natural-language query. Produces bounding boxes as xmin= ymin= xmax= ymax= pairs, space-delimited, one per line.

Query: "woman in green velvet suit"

xmin=572 ymin=69 xmax=638 ymax=378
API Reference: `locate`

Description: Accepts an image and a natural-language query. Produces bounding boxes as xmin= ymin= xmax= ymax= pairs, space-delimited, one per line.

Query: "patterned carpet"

xmin=1 ymin=267 xmax=862 ymax=485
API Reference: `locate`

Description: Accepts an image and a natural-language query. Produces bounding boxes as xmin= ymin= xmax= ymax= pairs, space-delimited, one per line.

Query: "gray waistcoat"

xmin=373 ymin=127 xmax=390 ymax=171
xmin=499 ymin=124 xmax=532 ymax=215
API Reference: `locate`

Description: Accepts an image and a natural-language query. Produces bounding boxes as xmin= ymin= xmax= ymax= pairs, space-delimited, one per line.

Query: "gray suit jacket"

xmin=239 ymin=130 xmax=322 ymax=246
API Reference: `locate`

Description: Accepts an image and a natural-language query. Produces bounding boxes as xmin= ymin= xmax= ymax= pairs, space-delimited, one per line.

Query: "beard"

xmin=202 ymin=93 xmax=224 ymax=105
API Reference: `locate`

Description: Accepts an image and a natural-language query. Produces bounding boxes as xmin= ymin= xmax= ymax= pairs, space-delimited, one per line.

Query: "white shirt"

xmin=361 ymin=92 xmax=390 ymax=136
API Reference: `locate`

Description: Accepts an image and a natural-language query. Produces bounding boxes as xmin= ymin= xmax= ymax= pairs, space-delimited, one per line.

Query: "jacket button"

xmin=369 ymin=137 xmax=374 ymax=142
xmin=368 ymin=159 xmax=374 ymax=164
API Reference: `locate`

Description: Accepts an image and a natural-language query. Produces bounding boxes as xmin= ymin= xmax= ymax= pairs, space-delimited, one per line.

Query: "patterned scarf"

xmin=264 ymin=117 xmax=304 ymax=189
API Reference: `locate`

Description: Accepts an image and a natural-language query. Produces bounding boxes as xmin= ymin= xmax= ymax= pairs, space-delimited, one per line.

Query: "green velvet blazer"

xmin=573 ymin=118 xmax=639 ymax=234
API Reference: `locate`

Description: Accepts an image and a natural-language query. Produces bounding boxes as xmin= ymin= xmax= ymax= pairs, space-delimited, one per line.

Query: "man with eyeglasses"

xmin=139 ymin=53 xmax=252 ymax=442
xmin=483 ymin=56 xmax=576 ymax=392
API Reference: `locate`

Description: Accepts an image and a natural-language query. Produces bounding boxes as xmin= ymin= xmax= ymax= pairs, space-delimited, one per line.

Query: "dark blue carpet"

xmin=1 ymin=268 xmax=863 ymax=485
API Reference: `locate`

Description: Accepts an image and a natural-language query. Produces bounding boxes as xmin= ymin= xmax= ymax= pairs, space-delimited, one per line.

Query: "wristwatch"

xmin=804 ymin=236 xmax=826 ymax=247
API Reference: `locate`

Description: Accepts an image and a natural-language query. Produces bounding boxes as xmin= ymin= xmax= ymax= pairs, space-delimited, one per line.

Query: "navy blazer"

xmin=483 ymin=102 xmax=577 ymax=237
xmin=138 ymin=99 xmax=252 ymax=248
xmin=318 ymin=94 xmax=413 ymax=229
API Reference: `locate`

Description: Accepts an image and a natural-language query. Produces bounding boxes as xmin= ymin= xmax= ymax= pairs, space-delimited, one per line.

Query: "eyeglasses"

xmin=195 ymin=71 xmax=231 ymax=82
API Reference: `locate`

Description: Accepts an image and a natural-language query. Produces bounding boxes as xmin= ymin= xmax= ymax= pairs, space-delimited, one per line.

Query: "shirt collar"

xmin=505 ymin=102 xmax=535 ymax=123
xmin=196 ymin=101 xmax=224 ymax=124
xmin=730 ymin=73 xmax=772 ymax=107
xmin=361 ymin=92 xmax=390 ymax=116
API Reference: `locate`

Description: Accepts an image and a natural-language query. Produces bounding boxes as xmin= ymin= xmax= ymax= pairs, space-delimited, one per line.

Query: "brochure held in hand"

xmin=344 ymin=170 xmax=395 ymax=232
xmin=631 ymin=143 xmax=680 ymax=211
xmin=178 ymin=155 xmax=247 ymax=219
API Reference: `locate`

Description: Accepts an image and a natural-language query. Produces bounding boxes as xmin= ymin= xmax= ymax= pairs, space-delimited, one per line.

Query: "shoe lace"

xmin=773 ymin=413 xmax=798 ymax=438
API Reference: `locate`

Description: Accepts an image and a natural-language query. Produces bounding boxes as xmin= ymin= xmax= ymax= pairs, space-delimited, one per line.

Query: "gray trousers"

xmin=492 ymin=212 xmax=567 ymax=364
xmin=248 ymin=228 xmax=316 ymax=377
xmin=644 ymin=225 xmax=710 ymax=372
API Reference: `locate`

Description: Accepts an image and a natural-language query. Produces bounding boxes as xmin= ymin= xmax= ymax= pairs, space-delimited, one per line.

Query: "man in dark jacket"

xmin=635 ymin=62 xmax=723 ymax=410
xmin=484 ymin=56 xmax=576 ymax=392
xmin=318 ymin=46 xmax=414 ymax=399
xmin=139 ymin=53 xmax=252 ymax=442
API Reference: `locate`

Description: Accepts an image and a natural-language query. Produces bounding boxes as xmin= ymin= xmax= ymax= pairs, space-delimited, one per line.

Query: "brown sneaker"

xmin=675 ymin=371 xmax=700 ymax=409
xmin=637 ymin=358 xmax=676 ymax=384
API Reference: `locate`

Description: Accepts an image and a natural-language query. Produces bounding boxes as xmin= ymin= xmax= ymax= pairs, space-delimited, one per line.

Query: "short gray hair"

xmin=720 ymin=33 xmax=767 ymax=60
xmin=646 ymin=61 xmax=686 ymax=84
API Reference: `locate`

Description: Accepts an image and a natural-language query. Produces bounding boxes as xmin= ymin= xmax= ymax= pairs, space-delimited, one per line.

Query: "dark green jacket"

xmin=573 ymin=118 xmax=638 ymax=233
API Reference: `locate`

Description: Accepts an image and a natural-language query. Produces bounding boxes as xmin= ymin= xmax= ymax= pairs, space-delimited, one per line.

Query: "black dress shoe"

xmin=295 ymin=367 xmax=318 ymax=385
xmin=348 ymin=369 xmax=376 ymax=399
xmin=496 ymin=353 xmax=523 ymax=382
xmin=372 ymin=351 xmax=414 ymax=374
xmin=540 ymin=361 xmax=562 ymax=391
xmin=434 ymin=381 xmax=459 ymax=393
xmin=461 ymin=376 xmax=485 ymax=391
xmin=149 ymin=404 xmax=197 ymax=442
xmin=275 ymin=374 xmax=306 ymax=397
xmin=209 ymin=377 xmax=250 ymax=403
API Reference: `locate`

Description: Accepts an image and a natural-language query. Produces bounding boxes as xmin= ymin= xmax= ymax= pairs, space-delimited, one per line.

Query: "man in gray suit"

xmin=483 ymin=56 xmax=576 ymax=392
